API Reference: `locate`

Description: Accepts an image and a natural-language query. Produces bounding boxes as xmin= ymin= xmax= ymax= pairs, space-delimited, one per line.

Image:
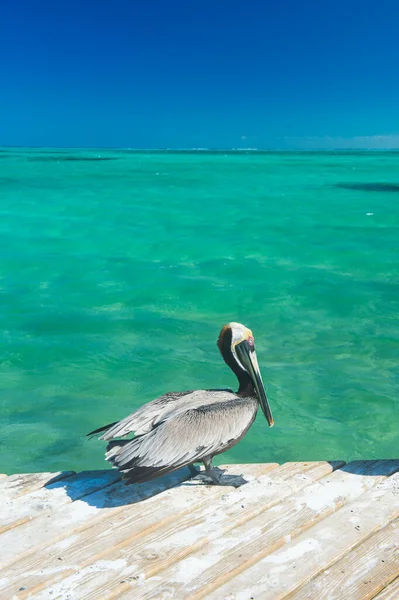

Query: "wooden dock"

xmin=1 ymin=460 xmax=398 ymax=599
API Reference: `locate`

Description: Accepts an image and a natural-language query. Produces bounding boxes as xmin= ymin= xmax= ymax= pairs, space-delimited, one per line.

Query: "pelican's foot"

xmin=215 ymin=471 xmax=248 ymax=488
xmin=194 ymin=471 xmax=218 ymax=486
xmin=197 ymin=467 xmax=247 ymax=488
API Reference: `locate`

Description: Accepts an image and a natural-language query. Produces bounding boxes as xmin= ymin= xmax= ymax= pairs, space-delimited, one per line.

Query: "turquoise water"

xmin=1 ymin=148 xmax=398 ymax=475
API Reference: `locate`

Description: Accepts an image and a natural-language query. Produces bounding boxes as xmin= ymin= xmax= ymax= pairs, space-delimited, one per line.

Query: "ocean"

xmin=0 ymin=148 xmax=398 ymax=475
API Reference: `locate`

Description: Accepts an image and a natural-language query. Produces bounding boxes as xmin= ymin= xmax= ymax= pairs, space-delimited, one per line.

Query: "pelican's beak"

xmin=235 ymin=341 xmax=274 ymax=427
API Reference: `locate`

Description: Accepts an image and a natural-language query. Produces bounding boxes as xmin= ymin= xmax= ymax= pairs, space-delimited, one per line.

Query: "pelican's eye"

xmin=247 ymin=336 xmax=255 ymax=349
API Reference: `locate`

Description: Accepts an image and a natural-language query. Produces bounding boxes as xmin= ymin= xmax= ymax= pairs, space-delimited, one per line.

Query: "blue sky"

xmin=1 ymin=0 xmax=398 ymax=149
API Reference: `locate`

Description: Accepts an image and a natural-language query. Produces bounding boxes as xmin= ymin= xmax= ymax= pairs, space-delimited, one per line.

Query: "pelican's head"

xmin=218 ymin=322 xmax=274 ymax=427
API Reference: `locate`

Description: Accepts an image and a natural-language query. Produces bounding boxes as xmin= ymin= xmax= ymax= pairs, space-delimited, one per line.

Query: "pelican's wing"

xmin=88 ymin=391 xmax=195 ymax=440
xmin=107 ymin=393 xmax=257 ymax=483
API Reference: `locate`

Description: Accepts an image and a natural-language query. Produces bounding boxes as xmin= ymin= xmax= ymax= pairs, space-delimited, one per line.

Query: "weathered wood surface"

xmin=373 ymin=576 xmax=399 ymax=600
xmin=0 ymin=460 xmax=398 ymax=600
xmin=0 ymin=471 xmax=75 ymax=500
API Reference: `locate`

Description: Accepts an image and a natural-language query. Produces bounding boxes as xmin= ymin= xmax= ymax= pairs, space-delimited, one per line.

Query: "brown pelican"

xmin=88 ymin=322 xmax=274 ymax=485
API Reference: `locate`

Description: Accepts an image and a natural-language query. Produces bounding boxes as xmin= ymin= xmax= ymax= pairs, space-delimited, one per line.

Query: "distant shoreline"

xmin=1 ymin=146 xmax=399 ymax=154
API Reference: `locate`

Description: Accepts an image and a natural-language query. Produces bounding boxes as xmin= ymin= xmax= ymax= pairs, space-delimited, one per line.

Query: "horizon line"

xmin=1 ymin=145 xmax=399 ymax=152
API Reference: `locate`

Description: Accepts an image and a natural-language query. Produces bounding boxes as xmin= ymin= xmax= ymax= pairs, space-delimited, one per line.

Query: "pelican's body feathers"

xmin=104 ymin=390 xmax=257 ymax=483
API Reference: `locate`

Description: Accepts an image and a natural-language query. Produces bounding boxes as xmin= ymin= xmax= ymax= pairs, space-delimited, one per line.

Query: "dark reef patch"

xmin=27 ymin=156 xmax=119 ymax=162
xmin=336 ymin=182 xmax=399 ymax=192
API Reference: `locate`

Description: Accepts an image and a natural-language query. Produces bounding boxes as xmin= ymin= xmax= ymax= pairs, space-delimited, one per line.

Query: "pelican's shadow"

xmin=43 ymin=464 xmax=250 ymax=510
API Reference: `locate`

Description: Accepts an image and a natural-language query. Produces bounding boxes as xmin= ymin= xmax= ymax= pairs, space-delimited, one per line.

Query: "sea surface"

xmin=0 ymin=148 xmax=398 ymax=475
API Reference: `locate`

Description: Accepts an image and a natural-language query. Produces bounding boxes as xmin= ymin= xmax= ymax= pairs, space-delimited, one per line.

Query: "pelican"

xmin=88 ymin=322 xmax=274 ymax=485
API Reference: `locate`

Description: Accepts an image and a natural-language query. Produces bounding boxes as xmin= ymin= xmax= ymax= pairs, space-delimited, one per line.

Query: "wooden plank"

xmin=0 ymin=464 xmax=198 ymax=569
xmin=373 ymin=577 xmax=399 ymax=600
xmin=204 ymin=469 xmax=399 ymax=600
xmin=0 ymin=470 xmax=121 ymax=534
xmin=0 ymin=471 xmax=75 ymax=499
xmin=0 ymin=463 xmax=277 ymax=599
xmin=113 ymin=460 xmax=399 ymax=600
xmin=289 ymin=519 xmax=399 ymax=600
xmin=28 ymin=461 xmax=345 ymax=600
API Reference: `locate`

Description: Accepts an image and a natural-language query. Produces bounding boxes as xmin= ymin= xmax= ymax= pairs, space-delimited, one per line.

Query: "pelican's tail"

xmin=87 ymin=421 xmax=118 ymax=439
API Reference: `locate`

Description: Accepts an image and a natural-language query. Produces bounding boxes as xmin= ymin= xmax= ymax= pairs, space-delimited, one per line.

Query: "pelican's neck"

xmin=218 ymin=329 xmax=255 ymax=398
